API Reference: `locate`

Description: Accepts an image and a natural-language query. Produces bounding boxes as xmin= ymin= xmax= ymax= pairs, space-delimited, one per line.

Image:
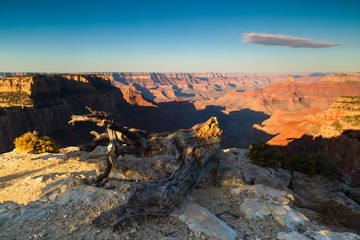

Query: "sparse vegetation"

xmin=290 ymin=152 xmax=339 ymax=179
xmin=14 ymin=131 xmax=60 ymax=153
xmin=248 ymin=141 xmax=284 ymax=168
xmin=341 ymin=115 xmax=360 ymax=126
xmin=334 ymin=96 xmax=360 ymax=111
xmin=249 ymin=141 xmax=339 ymax=179
xmin=308 ymin=124 xmax=320 ymax=135
xmin=331 ymin=121 xmax=343 ymax=132
xmin=0 ymin=91 xmax=33 ymax=107
xmin=284 ymin=154 xmax=316 ymax=176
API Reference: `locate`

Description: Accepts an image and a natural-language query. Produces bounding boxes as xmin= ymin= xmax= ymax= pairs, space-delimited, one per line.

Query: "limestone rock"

xmin=290 ymin=171 xmax=360 ymax=211
xmin=240 ymin=201 xmax=309 ymax=230
xmin=306 ymin=229 xmax=360 ymax=240
xmin=254 ymin=175 xmax=288 ymax=190
xmin=219 ymin=167 xmax=244 ymax=187
xmin=348 ymin=188 xmax=360 ymax=205
xmin=54 ymin=185 xmax=126 ymax=206
xmin=223 ymin=148 xmax=291 ymax=190
xmin=39 ymin=176 xmax=127 ymax=207
xmin=231 ymin=184 xmax=294 ymax=205
xmin=277 ymin=231 xmax=310 ymax=240
xmin=171 ymin=201 xmax=237 ymax=240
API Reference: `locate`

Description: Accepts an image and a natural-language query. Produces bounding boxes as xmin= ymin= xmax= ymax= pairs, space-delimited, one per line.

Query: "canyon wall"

xmin=196 ymin=74 xmax=360 ymax=115
xmin=99 ymin=72 xmax=322 ymax=102
xmin=0 ymin=74 xmax=125 ymax=153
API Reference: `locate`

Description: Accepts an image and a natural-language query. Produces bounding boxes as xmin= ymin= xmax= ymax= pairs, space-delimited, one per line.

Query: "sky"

xmin=0 ymin=0 xmax=360 ymax=73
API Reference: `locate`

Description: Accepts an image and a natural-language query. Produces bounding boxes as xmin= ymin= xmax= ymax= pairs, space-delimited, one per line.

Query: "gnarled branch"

xmin=69 ymin=107 xmax=223 ymax=227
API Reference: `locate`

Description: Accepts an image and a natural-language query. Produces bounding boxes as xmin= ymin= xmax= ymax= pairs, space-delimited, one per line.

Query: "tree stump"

xmin=69 ymin=107 xmax=223 ymax=227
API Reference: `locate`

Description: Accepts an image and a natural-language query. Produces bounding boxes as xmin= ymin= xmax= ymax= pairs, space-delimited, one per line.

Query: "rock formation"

xmin=69 ymin=108 xmax=223 ymax=227
xmin=254 ymin=96 xmax=360 ymax=185
xmin=1 ymin=145 xmax=359 ymax=239
xmin=122 ymin=88 xmax=157 ymax=107
xmin=0 ymin=74 xmax=126 ymax=153
xmin=196 ymin=74 xmax=360 ymax=115
xmin=101 ymin=72 xmax=324 ymax=102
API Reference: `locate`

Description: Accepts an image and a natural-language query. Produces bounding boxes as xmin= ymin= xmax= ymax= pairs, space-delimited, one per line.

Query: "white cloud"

xmin=243 ymin=33 xmax=344 ymax=48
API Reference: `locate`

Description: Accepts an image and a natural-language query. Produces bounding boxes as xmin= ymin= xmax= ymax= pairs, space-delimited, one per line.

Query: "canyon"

xmin=99 ymin=72 xmax=325 ymax=102
xmin=1 ymin=72 xmax=360 ymax=185
xmin=0 ymin=74 xmax=126 ymax=153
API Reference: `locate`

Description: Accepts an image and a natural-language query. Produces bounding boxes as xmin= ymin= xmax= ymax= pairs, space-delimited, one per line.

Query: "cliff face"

xmin=122 ymin=88 xmax=157 ymax=107
xmin=196 ymin=74 xmax=360 ymax=114
xmin=0 ymin=74 xmax=112 ymax=97
xmin=99 ymin=72 xmax=323 ymax=102
xmin=0 ymin=74 xmax=125 ymax=153
xmin=253 ymin=96 xmax=360 ymax=184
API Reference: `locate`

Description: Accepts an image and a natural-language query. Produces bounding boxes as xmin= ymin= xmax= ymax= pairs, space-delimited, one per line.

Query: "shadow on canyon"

xmin=50 ymin=100 xmax=274 ymax=150
xmin=274 ymin=130 xmax=360 ymax=186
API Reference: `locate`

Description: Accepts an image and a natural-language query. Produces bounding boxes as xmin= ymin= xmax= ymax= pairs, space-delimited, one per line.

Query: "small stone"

xmin=130 ymin=228 xmax=137 ymax=233
xmin=131 ymin=220 xmax=139 ymax=227
xmin=96 ymin=229 xmax=102 ymax=233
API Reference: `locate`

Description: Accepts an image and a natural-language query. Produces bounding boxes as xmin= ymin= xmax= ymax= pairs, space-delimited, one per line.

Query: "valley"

xmin=1 ymin=71 xmax=360 ymax=185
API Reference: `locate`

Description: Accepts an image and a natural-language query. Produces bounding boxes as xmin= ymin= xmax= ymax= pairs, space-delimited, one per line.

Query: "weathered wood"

xmin=79 ymin=131 xmax=109 ymax=152
xmin=69 ymin=107 xmax=223 ymax=227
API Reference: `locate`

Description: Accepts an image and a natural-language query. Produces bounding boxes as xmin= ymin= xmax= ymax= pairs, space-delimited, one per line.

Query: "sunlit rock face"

xmin=101 ymin=72 xmax=323 ymax=103
xmin=0 ymin=74 xmax=126 ymax=153
xmin=197 ymin=74 xmax=360 ymax=115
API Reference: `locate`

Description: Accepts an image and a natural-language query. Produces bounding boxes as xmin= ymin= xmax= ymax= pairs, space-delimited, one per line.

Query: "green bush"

xmin=248 ymin=141 xmax=339 ymax=179
xmin=331 ymin=121 xmax=343 ymax=132
xmin=248 ymin=141 xmax=284 ymax=168
xmin=0 ymin=91 xmax=33 ymax=107
xmin=14 ymin=131 xmax=60 ymax=154
xmin=308 ymin=152 xmax=339 ymax=179
xmin=286 ymin=153 xmax=316 ymax=176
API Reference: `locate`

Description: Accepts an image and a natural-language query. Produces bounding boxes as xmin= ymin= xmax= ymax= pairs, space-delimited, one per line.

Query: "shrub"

xmin=248 ymin=141 xmax=339 ymax=179
xmin=331 ymin=121 xmax=343 ymax=132
xmin=248 ymin=141 xmax=284 ymax=168
xmin=0 ymin=91 xmax=33 ymax=107
xmin=14 ymin=131 xmax=60 ymax=153
xmin=285 ymin=152 xmax=338 ymax=179
xmin=308 ymin=152 xmax=339 ymax=179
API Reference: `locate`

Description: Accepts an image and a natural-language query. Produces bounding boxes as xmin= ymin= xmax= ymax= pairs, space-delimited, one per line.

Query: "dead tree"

xmin=69 ymin=107 xmax=223 ymax=228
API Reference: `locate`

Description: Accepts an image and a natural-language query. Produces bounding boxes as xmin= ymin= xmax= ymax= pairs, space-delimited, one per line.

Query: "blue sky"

xmin=0 ymin=0 xmax=359 ymax=72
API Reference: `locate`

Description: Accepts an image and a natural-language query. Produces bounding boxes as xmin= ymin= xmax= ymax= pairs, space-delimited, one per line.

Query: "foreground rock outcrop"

xmin=1 ymin=146 xmax=359 ymax=239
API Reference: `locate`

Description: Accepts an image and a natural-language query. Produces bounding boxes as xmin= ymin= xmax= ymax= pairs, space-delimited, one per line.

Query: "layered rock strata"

xmin=0 ymin=74 xmax=125 ymax=153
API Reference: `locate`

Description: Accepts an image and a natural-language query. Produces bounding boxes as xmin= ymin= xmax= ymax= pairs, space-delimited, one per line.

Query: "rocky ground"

xmin=0 ymin=147 xmax=359 ymax=240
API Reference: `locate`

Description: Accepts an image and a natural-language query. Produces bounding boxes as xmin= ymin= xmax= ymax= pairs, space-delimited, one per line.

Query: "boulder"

xmin=277 ymin=231 xmax=310 ymax=240
xmin=223 ymin=148 xmax=291 ymax=189
xmin=171 ymin=201 xmax=237 ymax=240
xmin=290 ymin=172 xmax=360 ymax=212
xmin=239 ymin=201 xmax=309 ymax=230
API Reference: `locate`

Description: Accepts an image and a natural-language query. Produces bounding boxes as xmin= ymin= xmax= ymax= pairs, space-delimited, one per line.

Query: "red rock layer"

xmin=122 ymin=88 xmax=157 ymax=107
xmin=197 ymin=74 xmax=360 ymax=114
xmin=98 ymin=72 xmax=325 ymax=102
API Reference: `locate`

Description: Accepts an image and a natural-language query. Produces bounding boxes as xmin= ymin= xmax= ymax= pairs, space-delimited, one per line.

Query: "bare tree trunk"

xmin=69 ymin=107 xmax=222 ymax=227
